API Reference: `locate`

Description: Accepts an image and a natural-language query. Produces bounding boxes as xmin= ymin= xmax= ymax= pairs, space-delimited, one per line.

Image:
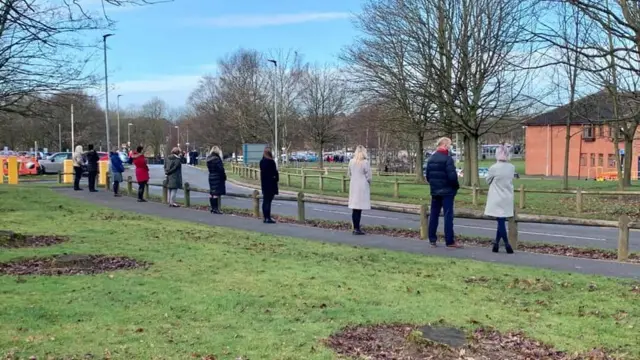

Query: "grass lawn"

xmin=3 ymin=186 xmax=639 ymax=359
xmin=230 ymin=159 xmax=640 ymax=220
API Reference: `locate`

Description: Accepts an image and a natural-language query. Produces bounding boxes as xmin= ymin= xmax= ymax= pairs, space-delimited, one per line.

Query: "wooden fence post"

xmin=57 ymin=171 xmax=62 ymax=184
xmin=394 ymin=178 xmax=400 ymax=198
xmin=617 ymin=214 xmax=630 ymax=261
xmin=508 ymin=209 xmax=518 ymax=250
xmin=301 ymin=173 xmax=307 ymax=190
xmin=162 ymin=180 xmax=168 ymax=204
xmin=576 ymin=188 xmax=583 ymax=213
xmin=420 ymin=204 xmax=428 ymax=240
xmin=519 ymin=184 xmax=525 ymax=209
xmin=252 ymin=190 xmax=260 ymax=218
xmin=472 ymin=185 xmax=478 ymax=206
xmin=144 ymin=183 xmax=149 ymax=200
xmin=286 ymin=173 xmax=291 ymax=187
xmin=297 ymin=192 xmax=305 ymax=223
xmin=184 ymin=182 xmax=191 ymax=208
xmin=105 ymin=173 xmax=111 ymax=190
xmin=319 ymin=175 xmax=324 ymax=191
xmin=341 ymin=175 xmax=346 ymax=193
xmin=127 ymin=176 xmax=133 ymax=195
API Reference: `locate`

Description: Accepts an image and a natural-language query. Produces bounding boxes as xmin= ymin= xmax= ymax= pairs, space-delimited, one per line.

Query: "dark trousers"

xmin=88 ymin=171 xmax=97 ymax=191
xmin=428 ymin=195 xmax=455 ymax=245
xmin=73 ymin=166 xmax=83 ymax=190
xmin=262 ymin=193 xmax=274 ymax=219
xmin=495 ymin=217 xmax=510 ymax=246
xmin=352 ymin=209 xmax=362 ymax=230
xmin=138 ymin=181 xmax=147 ymax=200
xmin=113 ymin=181 xmax=119 ymax=194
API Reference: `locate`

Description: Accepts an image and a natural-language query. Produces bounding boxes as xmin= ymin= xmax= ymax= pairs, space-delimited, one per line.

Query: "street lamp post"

xmin=103 ymin=33 xmax=114 ymax=151
xmin=175 ymin=125 xmax=180 ymax=147
xmin=117 ymin=94 xmax=122 ymax=149
xmin=267 ymin=59 xmax=278 ymax=167
xmin=58 ymin=124 xmax=62 ymax=152
xmin=127 ymin=123 xmax=133 ymax=147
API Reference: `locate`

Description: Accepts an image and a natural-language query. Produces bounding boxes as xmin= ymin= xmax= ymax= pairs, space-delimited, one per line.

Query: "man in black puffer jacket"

xmin=425 ymin=137 xmax=462 ymax=248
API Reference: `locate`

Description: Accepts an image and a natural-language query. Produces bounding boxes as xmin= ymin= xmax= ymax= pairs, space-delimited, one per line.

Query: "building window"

xmin=590 ymin=153 xmax=596 ymax=166
xmin=580 ymin=153 xmax=587 ymax=166
xmin=583 ymin=125 xmax=595 ymax=140
xmin=608 ymin=154 xmax=616 ymax=168
xmin=598 ymin=153 xmax=604 ymax=166
xmin=598 ymin=125 xmax=604 ymax=137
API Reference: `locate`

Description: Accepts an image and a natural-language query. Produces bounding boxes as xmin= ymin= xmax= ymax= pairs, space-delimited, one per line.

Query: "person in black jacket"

xmin=206 ymin=146 xmax=226 ymax=214
xmin=260 ymin=147 xmax=279 ymax=224
xmin=425 ymin=137 xmax=462 ymax=248
xmin=85 ymin=144 xmax=100 ymax=192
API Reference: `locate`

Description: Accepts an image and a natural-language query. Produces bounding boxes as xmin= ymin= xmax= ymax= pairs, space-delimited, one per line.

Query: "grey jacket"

xmin=164 ymin=154 xmax=183 ymax=189
xmin=484 ymin=161 xmax=515 ymax=218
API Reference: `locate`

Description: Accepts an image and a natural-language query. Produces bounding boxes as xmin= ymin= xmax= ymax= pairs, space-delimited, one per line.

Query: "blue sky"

xmin=93 ymin=0 xmax=363 ymax=109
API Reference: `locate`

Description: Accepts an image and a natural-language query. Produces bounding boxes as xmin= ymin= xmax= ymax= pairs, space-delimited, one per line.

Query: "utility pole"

xmin=103 ymin=33 xmax=114 ymax=151
xmin=267 ymin=59 xmax=279 ymax=167
xmin=117 ymin=94 xmax=122 ymax=149
xmin=71 ymin=104 xmax=75 ymax=151
xmin=58 ymin=124 xmax=62 ymax=152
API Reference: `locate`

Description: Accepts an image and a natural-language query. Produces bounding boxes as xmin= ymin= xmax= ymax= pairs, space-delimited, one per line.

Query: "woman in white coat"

xmin=348 ymin=145 xmax=372 ymax=235
xmin=484 ymin=145 xmax=515 ymax=253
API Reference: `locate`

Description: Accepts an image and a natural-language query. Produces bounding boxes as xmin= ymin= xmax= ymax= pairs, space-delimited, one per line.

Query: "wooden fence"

xmin=232 ymin=164 xmax=640 ymax=214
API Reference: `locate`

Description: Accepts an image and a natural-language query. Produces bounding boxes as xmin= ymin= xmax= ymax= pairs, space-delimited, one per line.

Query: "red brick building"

xmin=524 ymin=91 xmax=638 ymax=179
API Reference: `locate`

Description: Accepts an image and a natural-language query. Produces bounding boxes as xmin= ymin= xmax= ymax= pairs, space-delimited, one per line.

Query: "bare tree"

xmin=299 ymin=65 xmax=351 ymax=169
xmin=138 ymin=97 xmax=170 ymax=157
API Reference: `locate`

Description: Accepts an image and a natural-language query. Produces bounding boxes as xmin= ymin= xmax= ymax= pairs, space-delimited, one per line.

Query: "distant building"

xmin=524 ymin=91 xmax=639 ymax=179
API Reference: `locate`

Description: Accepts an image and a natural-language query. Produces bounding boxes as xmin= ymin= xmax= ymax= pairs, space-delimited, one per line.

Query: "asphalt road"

xmin=122 ymin=165 xmax=639 ymax=251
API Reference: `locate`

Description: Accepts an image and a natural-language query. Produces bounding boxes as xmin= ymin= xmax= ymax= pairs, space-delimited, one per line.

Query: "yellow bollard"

xmin=63 ymin=159 xmax=73 ymax=184
xmin=7 ymin=156 xmax=18 ymax=184
xmin=0 ymin=158 xmax=4 ymax=184
xmin=98 ymin=161 xmax=108 ymax=186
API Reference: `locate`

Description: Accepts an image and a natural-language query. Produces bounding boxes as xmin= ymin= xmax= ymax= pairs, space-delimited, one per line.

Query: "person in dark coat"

xmin=425 ymin=137 xmax=462 ymax=248
xmin=109 ymin=148 xmax=125 ymax=197
xmin=260 ymin=147 xmax=279 ymax=223
xmin=85 ymin=144 xmax=100 ymax=192
xmin=164 ymin=147 xmax=183 ymax=207
xmin=206 ymin=146 xmax=226 ymax=214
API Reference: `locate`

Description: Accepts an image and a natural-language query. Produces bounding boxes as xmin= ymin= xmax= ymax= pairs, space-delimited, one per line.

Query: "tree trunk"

xmin=318 ymin=142 xmax=324 ymax=169
xmin=467 ymin=135 xmax=480 ymax=187
xmin=562 ymin=121 xmax=571 ymax=190
xmin=462 ymin=135 xmax=472 ymax=186
xmin=416 ymin=132 xmax=425 ymax=182
xmin=623 ymin=136 xmax=634 ymax=187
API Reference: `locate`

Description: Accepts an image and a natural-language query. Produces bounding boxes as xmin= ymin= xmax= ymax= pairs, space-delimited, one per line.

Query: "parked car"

xmin=39 ymin=152 xmax=72 ymax=174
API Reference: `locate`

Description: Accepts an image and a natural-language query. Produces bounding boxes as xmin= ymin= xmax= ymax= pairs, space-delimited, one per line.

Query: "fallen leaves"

xmin=325 ymin=324 xmax=619 ymax=359
xmin=0 ymin=231 xmax=68 ymax=248
xmin=0 ymin=255 xmax=148 ymax=276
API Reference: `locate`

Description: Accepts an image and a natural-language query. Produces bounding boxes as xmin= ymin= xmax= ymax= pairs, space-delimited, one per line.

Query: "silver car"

xmin=40 ymin=152 xmax=72 ymax=174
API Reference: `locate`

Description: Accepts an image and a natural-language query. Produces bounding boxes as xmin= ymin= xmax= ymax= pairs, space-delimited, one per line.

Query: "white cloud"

xmin=183 ymin=12 xmax=351 ymax=28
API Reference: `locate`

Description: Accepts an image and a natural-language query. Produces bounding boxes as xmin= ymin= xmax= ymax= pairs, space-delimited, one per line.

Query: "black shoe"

xmin=429 ymin=242 xmax=437 ymax=248
xmin=114 ymin=193 xmax=121 ymax=197
xmin=90 ymin=190 xmax=98 ymax=193
xmin=352 ymin=230 xmax=365 ymax=235
xmin=505 ymin=245 xmax=514 ymax=254
xmin=74 ymin=188 xmax=82 ymax=191
xmin=492 ymin=243 xmax=499 ymax=253
xmin=137 ymin=199 xmax=147 ymax=202
xmin=212 ymin=209 xmax=222 ymax=214
xmin=264 ymin=218 xmax=276 ymax=224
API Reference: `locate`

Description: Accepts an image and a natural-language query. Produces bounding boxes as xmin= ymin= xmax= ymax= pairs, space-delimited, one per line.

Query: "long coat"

xmin=85 ymin=150 xmax=100 ymax=172
xmin=131 ymin=152 xmax=150 ymax=183
xmin=260 ymin=157 xmax=279 ymax=197
xmin=348 ymin=159 xmax=372 ymax=210
xmin=206 ymin=153 xmax=226 ymax=195
xmin=484 ymin=161 xmax=515 ymax=218
xmin=164 ymin=154 xmax=183 ymax=190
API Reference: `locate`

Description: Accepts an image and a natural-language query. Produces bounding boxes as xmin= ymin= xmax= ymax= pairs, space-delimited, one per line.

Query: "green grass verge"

xmin=2 ymin=186 xmax=638 ymax=359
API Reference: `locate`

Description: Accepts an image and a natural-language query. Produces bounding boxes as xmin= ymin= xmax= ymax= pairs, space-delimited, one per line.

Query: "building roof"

xmin=524 ymin=90 xmax=640 ymax=126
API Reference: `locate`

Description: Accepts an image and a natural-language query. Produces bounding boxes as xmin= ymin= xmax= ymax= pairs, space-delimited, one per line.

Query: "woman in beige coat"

xmin=484 ymin=145 xmax=515 ymax=254
xmin=348 ymin=145 xmax=372 ymax=235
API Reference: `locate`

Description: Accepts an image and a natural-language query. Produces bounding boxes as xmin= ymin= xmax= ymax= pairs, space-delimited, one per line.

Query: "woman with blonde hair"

xmin=206 ymin=145 xmax=226 ymax=214
xmin=164 ymin=147 xmax=183 ymax=207
xmin=484 ymin=144 xmax=515 ymax=254
xmin=72 ymin=145 xmax=84 ymax=191
xmin=348 ymin=145 xmax=372 ymax=235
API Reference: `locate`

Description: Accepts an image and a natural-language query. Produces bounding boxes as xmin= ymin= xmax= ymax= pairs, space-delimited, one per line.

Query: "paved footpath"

xmin=57 ymin=188 xmax=640 ymax=280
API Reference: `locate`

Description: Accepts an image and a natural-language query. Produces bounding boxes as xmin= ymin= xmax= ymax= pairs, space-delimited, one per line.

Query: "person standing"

xmin=206 ymin=146 xmax=226 ymax=214
xmin=260 ymin=147 xmax=279 ymax=223
xmin=164 ymin=147 xmax=183 ymax=207
xmin=131 ymin=146 xmax=150 ymax=202
xmin=72 ymin=145 xmax=84 ymax=191
xmin=85 ymin=144 xmax=99 ymax=192
xmin=109 ymin=148 xmax=125 ymax=197
xmin=484 ymin=145 xmax=515 ymax=254
xmin=348 ymin=145 xmax=372 ymax=235
xmin=425 ymin=137 xmax=462 ymax=248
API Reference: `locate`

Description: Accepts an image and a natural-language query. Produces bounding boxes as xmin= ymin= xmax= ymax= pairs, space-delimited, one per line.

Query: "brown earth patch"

xmin=0 ymin=231 xmax=68 ymax=248
xmin=0 ymin=254 xmax=148 ymax=276
xmin=325 ymin=324 xmax=617 ymax=360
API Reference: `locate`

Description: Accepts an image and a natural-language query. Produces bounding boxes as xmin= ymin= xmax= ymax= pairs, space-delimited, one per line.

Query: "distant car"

xmin=39 ymin=152 xmax=72 ymax=174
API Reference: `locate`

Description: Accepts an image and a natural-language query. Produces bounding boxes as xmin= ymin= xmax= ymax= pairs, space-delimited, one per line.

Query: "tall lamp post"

xmin=117 ymin=94 xmax=122 ymax=149
xmin=103 ymin=33 xmax=114 ymax=151
xmin=127 ymin=123 xmax=133 ymax=147
xmin=175 ymin=125 xmax=180 ymax=147
xmin=267 ymin=59 xmax=278 ymax=167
